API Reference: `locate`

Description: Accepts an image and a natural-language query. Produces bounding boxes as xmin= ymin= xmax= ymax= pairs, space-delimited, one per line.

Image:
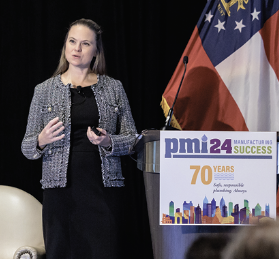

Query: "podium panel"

xmin=136 ymin=130 xmax=236 ymax=259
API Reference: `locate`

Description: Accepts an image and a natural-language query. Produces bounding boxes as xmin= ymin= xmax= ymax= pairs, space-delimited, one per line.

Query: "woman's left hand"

xmin=87 ymin=127 xmax=112 ymax=147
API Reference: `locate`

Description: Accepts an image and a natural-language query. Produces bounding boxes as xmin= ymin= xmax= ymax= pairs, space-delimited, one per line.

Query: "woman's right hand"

xmin=38 ymin=117 xmax=65 ymax=149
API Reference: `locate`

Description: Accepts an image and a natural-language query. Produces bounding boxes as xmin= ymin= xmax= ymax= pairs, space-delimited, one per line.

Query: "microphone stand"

xmin=162 ymin=56 xmax=188 ymax=130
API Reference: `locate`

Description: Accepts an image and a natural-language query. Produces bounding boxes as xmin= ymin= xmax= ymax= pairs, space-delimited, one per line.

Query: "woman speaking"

xmin=22 ymin=18 xmax=137 ymax=258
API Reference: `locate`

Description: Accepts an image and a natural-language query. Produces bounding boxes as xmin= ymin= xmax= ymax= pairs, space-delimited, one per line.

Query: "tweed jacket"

xmin=21 ymin=74 xmax=137 ymax=189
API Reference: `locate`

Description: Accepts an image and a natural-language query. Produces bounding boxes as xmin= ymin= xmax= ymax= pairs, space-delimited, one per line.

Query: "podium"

xmin=135 ymin=130 xmax=235 ymax=259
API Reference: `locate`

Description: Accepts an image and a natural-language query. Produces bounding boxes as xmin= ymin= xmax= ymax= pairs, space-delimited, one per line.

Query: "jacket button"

xmin=33 ymin=154 xmax=38 ymax=159
xmin=48 ymin=106 xmax=52 ymax=112
xmin=115 ymin=107 xmax=118 ymax=112
xmin=48 ymin=150 xmax=52 ymax=155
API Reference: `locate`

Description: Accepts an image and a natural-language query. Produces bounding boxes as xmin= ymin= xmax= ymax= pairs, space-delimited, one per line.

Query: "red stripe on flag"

xmin=163 ymin=27 xmax=248 ymax=131
xmin=260 ymin=12 xmax=279 ymax=216
xmin=259 ymin=11 xmax=279 ymax=216
xmin=260 ymin=10 xmax=279 ymax=81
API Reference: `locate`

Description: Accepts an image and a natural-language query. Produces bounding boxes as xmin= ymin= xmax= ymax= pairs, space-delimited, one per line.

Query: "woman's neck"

xmin=61 ymin=66 xmax=97 ymax=87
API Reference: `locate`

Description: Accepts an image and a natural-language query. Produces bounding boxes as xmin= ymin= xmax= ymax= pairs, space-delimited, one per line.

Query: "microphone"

xmin=76 ymin=85 xmax=82 ymax=93
xmin=162 ymin=56 xmax=188 ymax=130
xmin=72 ymin=85 xmax=86 ymax=105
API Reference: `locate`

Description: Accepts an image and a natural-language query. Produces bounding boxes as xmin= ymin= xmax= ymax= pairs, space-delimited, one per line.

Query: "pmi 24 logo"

xmin=165 ymin=134 xmax=273 ymax=158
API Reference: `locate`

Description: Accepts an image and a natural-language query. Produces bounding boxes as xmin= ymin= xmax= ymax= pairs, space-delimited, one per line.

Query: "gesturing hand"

xmin=38 ymin=117 xmax=65 ymax=149
xmin=87 ymin=127 xmax=112 ymax=148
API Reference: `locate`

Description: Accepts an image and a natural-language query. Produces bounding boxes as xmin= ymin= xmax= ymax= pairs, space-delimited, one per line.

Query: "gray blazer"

xmin=21 ymin=74 xmax=137 ymax=189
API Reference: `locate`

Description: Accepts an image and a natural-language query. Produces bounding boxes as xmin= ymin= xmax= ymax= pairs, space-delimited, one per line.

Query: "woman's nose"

xmin=75 ymin=44 xmax=82 ymax=52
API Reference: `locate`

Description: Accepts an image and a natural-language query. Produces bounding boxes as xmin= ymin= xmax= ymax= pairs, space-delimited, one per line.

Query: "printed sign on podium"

xmin=160 ymin=131 xmax=277 ymax=225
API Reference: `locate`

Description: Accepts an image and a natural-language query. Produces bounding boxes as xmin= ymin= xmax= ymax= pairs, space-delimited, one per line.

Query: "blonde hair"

xmin=222 ymin=220 xmax=279 ymax=259
xmin=53 ymin=18 xmax=106 ymax=76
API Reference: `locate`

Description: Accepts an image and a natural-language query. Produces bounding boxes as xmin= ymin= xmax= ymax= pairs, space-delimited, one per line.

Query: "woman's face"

xmin=65 ymin=25 xmax=97 ymax=69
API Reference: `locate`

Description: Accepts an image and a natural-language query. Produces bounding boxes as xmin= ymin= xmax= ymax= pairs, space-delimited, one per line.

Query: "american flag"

xmin=161 ymin=0 xmax=279 ymax=132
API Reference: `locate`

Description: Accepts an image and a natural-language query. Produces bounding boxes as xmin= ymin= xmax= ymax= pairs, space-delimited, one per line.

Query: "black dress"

xmin=42 ymin=86 xmax=126 ymax=259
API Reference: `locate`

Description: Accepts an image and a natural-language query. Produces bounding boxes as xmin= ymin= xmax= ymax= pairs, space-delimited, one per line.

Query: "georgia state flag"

xmin=161 ymin=0 xmax=279 ymax=132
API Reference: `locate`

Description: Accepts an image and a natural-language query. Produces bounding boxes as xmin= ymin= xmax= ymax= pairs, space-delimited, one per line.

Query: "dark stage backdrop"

xmin=1 ymin=1 xmax=206 ymax=258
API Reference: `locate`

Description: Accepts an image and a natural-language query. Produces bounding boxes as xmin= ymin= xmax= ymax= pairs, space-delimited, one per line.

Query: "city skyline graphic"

xmin=161 ymin=196 xmax=271 ymax=225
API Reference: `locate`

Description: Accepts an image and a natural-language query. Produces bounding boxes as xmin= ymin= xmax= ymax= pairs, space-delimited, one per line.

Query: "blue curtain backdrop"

xmin=0 ymin=1 xmax=206 ymax=258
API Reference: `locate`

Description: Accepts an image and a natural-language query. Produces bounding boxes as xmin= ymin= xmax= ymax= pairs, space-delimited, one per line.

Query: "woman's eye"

xmin=69 ymin=39 xmax=75 ymax=43
xmin=83 ymin=42 xmax=90 ymax=46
